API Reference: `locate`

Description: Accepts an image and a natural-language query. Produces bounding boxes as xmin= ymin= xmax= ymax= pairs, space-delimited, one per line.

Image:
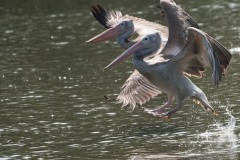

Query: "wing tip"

xmin=90 ymin=4 xmax=123 ymax=29
xmin=187 ymin=18 xmax=200 ymax=29
xmin=90 ymin=4 xmax=110 ymax=28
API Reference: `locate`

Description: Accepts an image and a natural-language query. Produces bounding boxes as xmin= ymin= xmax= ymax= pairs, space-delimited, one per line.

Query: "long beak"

xmin=86 ymin=25 xmax=121 ymax=43
xmin=104 ymin=41 xmax=144 ymax=70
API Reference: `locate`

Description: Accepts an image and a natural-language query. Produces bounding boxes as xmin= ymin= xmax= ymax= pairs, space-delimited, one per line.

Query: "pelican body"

xmin=103 ymin=0 xmax=232 ymax=117
xmin=86 ymin=1 xmax=201 ymax=110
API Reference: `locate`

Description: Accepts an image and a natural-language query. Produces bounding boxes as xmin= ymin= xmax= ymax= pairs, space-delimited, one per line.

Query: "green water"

xmin=0 ymin=0 xmax=240 ymax=159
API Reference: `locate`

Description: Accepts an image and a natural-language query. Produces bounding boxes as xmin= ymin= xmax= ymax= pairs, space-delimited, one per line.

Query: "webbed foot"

xmin=143 ymin=107 xmax=169 ymax=119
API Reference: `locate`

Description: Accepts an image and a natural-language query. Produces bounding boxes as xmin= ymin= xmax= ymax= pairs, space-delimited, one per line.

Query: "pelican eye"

xmin=144 ymin=37 xmax=148 ymax=41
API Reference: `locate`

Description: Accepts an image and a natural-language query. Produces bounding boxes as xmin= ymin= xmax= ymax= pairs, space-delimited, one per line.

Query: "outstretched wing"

xmin=168 ymin=27 xmax=232 ymax=86
xmin=147 ymin=0 xmax=202 ymax=77
xmin=117 ymin=70 xmax=162 ymax=109
xmin=159 ymin=0 xmax=200 ymax=57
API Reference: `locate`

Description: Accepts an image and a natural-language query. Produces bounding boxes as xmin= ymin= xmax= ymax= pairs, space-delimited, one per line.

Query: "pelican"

xmin=86 ymin=4 xmax=169 ymax=49
xmin=86 ymin=2 xmax=201 ymax=110
xmin=103 ymin=0 xmax=232 ymax=118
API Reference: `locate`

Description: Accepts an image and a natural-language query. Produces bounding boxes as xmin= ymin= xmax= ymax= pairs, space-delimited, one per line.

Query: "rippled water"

xmin=0 ymin=0 xmax=240 ymax=159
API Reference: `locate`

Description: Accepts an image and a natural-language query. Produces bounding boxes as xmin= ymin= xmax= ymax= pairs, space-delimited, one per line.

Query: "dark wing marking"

xmin=91 ymin=5 xmax=123 ymax=28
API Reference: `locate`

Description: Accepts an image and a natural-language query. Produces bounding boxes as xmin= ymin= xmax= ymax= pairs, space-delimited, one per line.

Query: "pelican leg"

xmin=143 ymin=96 xmax=174 ymax=116
xmin=161 ymin=103 xmax=182 ymax=118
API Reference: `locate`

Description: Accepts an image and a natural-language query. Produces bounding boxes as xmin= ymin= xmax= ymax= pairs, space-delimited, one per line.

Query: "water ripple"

xmin=0 ymin=0 xmax=239 ymax=159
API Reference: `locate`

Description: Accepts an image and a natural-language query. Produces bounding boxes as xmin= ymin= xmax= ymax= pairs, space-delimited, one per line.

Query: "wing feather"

xmin=117 ymin=70 xmax=162 ymax=109
xmin=91 ymin=5 xmax=123 ymax=28
xmin=159 ymin=0 xmax=200 ymax=57
xmin=168 ymin=27 xmax=232 ymax=86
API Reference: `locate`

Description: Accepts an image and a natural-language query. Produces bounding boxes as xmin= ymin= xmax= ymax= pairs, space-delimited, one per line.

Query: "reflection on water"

xmin=0 ymin=0 xmax=240 ymax=159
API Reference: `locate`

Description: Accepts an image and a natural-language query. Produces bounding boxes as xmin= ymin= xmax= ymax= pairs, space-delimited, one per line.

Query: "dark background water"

xmin=0 ymin=0 xmax=240 ymax=159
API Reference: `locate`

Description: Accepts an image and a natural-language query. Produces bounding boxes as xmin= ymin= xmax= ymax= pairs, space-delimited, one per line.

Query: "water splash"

xmin=223 ymin=115 xmax=236 ymax=132
xmin=194 ymin=109 xmax=239 ymax=159
xmin=198 ymin=110 xmax=236 ymax=139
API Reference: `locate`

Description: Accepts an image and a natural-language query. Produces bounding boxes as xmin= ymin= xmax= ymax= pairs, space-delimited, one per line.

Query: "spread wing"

xmin=117 ymin=70 xmax=162 ymax=109
xmin=168 ymin=27 xmax=232 ymax=86
xmin=159 ymin=0 xmax=200 ymax=57
xmin=151 ymin=0 xmax=205 ymax=78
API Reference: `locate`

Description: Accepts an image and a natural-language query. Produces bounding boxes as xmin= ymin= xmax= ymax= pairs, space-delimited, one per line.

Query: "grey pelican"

xmin=86 ymin=2 xmax=201 ymax=111
xmin=86 ymin=4 xmax=169 ymax=49
xmin=103 ymin=0 xmax=232 ymax=118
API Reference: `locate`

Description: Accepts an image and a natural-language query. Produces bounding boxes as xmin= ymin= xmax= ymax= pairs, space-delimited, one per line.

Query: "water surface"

xmin=0 ymin=0 xmax=240 ymax=159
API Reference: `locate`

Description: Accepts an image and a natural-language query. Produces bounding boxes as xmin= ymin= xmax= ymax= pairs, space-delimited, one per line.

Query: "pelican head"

xmin=104 ymin=32 xmax=161 ymax=70
xmin=86 ymin=20 xmax=134 ymax=43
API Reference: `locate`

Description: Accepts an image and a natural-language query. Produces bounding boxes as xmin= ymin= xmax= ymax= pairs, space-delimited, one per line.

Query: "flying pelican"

xmin=86 ymin=4 xmax=169 ymax=49
xmin=103 ymin=0 xmax=232 ymax=118
xmin=86 ymin=2 xmax=201 ymax=111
